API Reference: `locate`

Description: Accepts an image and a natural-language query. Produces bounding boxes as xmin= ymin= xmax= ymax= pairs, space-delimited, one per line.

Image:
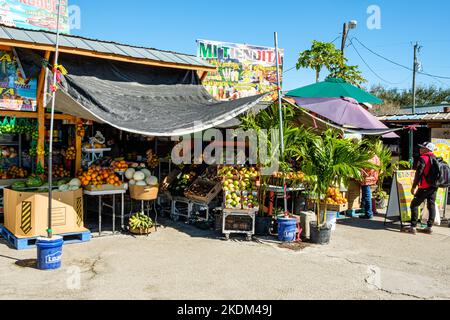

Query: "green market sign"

xmin=197 ymin=39 xmax=284 ymax=102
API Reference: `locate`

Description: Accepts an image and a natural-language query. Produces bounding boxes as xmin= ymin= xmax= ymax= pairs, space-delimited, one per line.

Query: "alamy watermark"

xmin=171 ymin=126 xmax=281 ymax=176
xmin=66 ymin=266 xmax=81 ymax=290
xmin=366 ymin=265 xmax=382 ymax=290
xmin=367 ymin=5 xmax=382 ymax=30
xmin=68 ymin=5 xmax=82 ymax=31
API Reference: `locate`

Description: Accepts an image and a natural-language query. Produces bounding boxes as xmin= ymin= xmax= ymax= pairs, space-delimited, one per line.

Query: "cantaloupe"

xmin=141 ymin=169 xmax=152 ymax=178
xmin=146 ymin=176 xmax=158 ymax=186
xmin=125 ymin=168 xmax=136 ymax=180
xmin=69 ymin=178 xmax=82 ymax=188
xmin=133 ymin=171 xmax=146 ymax=182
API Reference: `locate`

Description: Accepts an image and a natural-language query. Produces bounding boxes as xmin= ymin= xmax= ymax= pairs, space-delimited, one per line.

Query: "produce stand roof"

xmin=17 ymin=49 xmax=267 ymax=137
xmin=0 ymin=24 xmax=215 ymax=72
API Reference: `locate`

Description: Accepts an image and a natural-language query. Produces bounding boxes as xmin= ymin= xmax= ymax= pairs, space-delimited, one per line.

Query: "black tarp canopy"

xmin=18 ymin=49 xmax=267 ymax=137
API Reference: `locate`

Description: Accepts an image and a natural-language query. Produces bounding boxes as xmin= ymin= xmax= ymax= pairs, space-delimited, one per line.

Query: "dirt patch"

xmin=278 ymin=242 xmax=312 ymax=251
xmin=15 ymin=259 xmax=38 ymax=269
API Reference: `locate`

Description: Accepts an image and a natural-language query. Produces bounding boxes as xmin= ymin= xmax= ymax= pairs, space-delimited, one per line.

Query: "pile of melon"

xmin=125 ymin=168 xmax=158 ymax=187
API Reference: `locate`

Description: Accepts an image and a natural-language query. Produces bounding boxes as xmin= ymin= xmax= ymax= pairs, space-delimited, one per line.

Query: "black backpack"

xmin=426 ymin=156 xmax=450 ymax=188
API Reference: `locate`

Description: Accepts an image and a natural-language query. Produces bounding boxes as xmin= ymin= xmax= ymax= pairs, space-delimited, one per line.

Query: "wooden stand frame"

xmin=0 ymin=46 xmax=81 ymax=173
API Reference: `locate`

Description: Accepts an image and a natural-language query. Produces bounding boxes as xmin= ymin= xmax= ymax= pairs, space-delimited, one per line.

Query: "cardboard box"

xmin=4 ymin=188 xmax=87 ymax=239
xmin=347 ymin=181 xmax=362 ymax=210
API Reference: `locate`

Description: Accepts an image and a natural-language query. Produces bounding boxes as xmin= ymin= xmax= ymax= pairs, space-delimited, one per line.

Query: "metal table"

xmin=267 ymin=185 xmax=306 ymax=214
xmin=84 ymin=189 xmax=126 ymax=236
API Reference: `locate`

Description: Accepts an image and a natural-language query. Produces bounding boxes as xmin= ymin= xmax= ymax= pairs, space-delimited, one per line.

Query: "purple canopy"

xmin=293 ymin=97 xmax=399 ymax=138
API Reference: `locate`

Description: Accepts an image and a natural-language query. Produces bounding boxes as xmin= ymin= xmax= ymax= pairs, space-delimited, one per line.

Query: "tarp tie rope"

xmin=405 ymin=124 xmax=418 ymax=131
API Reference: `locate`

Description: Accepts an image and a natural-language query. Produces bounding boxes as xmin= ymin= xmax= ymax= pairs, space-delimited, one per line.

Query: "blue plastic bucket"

xmin=36 ymin=236 xmax=64 ymax=270
xmin=278 ymin=218 xmax=298 ymax=242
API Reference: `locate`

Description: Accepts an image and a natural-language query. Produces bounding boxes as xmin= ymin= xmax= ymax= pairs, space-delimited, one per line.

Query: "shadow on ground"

xmin=337 ymin=216 xmax=401 ymax=233
xmin=0 ymin=254 xmax=38 ymax=269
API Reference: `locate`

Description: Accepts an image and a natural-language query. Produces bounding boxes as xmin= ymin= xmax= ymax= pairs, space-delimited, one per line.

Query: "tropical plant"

xmin=240 ymin=103 xmax=316 ymax=216
xmin=296 ymin=41 xmax=343 ymax=83
xmin=370 ymin=140 xmax=411 ymax=199
xmin=297 ymin=40 xmax=366 ymax=85
xmin=295 ymin=130 xmax=374 ymax=227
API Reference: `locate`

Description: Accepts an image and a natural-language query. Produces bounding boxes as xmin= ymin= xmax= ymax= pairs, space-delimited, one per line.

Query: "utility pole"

xmin=341 ymin=21 xmax=357 ymax=57
xmin=409 ymin=42 xmax=419 ymax=167
xmin=341 ymin=23 xmax=349 ymax=55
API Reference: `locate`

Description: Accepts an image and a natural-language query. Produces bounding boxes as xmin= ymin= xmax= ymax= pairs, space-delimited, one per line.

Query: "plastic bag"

xmin=420 ymin=202 xmax=442 ymax=226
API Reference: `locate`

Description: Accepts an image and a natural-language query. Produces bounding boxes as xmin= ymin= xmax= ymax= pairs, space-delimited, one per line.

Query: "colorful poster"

xmin=396 ymin=171 xmax=416 ymax=222
xmin=387 ymin=170 xmax=417 ymax=223
xmin=0 ymin=50 xmax=37 ymax=112
xmin=431 ymin=137 xmax=450 ymax=211
xmin=197 ymin=39 xmax=284 ymax=102
xmin=0 ymin=0 xmax=69 ymax=33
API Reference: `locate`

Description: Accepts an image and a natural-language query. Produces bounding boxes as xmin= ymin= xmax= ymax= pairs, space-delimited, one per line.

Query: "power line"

xmin=349 ymin=40 xmax=409 ymax=85
xmin=352 ymin=37 xmax=450 ymax=81
xmin=283 ymin=66 xmax=297 ymax=74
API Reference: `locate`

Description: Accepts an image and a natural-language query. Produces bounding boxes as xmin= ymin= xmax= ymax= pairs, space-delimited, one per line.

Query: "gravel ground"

xmin=0 ymin=216 xmax=449 ymax=300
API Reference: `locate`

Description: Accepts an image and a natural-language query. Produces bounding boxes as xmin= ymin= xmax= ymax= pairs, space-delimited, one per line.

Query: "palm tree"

xmin=295 ymin=130 xmax=374 ymax=227
xmin=240 ymin=103 xmax=316 ymax=216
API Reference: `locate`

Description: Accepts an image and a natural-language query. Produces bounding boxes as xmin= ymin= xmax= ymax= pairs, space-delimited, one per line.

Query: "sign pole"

xmin=274 ymin=32 xmax=288 ymax=214
xmin=47 ymin=0 xmax=63 ymax=239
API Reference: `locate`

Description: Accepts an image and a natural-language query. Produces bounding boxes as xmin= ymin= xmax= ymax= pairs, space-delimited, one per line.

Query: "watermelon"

xmin=26 ymin=176 xmax=43 ymax=188
xmin=57 ymin=180 xmax=67 ymax=187
xmin=12 ymin=182 xmax=27 ymax=191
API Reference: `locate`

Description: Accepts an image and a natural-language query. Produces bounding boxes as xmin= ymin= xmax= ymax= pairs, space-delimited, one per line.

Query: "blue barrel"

xmin=36 ymin=236 xmax=64 ymax=270
xmin=278 ymin=218 xmax=298 ymax=242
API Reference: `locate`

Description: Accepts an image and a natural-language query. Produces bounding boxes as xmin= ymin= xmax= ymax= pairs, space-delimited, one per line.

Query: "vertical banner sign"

xmin=197 ymin=39 xmax=284 ymax=102
xmin=386 ymin=171 xmax=416 ymax=223
xmin=0 ymin=50 xmax=37 ymax=111
xmin=0 ymin=0 xmax=70 ymax=34
xmin=431 ymin=129 xmax=450 ymax=212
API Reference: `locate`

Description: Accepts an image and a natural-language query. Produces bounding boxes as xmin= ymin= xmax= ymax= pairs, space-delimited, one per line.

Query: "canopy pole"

xmin=274 ymin=32 xmax=288 ymax=214
xmin=47 ymin=0 xmax=63 ymax=239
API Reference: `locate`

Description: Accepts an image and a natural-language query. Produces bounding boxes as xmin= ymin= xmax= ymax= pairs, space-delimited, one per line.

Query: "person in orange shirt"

xmin=359 ymin=154 xmax=381 ymax=220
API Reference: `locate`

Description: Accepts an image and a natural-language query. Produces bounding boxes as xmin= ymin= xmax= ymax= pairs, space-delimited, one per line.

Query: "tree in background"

xmin=370 ymin=85 xmax=450 ymax=116
xmin=296 ymin=40 xmax=366 ymax=86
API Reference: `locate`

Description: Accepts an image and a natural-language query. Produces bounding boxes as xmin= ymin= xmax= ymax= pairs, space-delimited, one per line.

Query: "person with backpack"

xmin=410 ymin=142 xmax=440 ymax=235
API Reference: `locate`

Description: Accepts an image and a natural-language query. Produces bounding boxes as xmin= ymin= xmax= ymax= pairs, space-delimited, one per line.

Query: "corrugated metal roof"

xmin=379 ymin=113 xmax=450 ymax=122
xmin=0 ymin=25 xmax=213 ymax=69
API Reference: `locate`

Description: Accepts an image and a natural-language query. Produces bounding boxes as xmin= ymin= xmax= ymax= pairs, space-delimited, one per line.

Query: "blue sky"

xmin=70 ymin=0 xmax=450 ymax=92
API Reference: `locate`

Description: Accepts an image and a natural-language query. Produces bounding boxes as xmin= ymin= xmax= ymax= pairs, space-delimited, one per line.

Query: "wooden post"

xmin=75 ymin=119 xmax=82 ymax=175
xmin=36 ymin=51 xmax=51 ymax=168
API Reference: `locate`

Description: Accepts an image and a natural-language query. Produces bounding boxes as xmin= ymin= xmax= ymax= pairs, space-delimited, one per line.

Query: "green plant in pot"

xmin=297 ymin=130 xmax=374 ymax=245
xmin=240 ymin=104 xmax=316 ymax=236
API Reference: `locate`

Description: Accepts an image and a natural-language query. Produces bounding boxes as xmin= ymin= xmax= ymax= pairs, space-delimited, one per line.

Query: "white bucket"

xmin=323 ymin=212 xmax=337 ymax=231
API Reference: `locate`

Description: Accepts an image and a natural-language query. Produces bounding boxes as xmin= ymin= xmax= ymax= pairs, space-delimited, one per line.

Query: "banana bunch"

xmin=129 ymin=213 xmax=154 ymax=230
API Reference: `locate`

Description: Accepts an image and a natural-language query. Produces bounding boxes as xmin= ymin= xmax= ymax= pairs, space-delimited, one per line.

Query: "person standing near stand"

xmin=409 ymin=142 xmax=439 ymax=235
xmin=359 ymin=154 xmax=381 ymax=220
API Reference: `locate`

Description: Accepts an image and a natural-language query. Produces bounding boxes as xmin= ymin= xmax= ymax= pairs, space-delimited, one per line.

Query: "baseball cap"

xmin=418 ymin=142 xmax=437 ymax=152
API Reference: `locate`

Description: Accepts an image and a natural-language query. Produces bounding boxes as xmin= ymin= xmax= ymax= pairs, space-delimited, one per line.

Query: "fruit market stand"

xmin=0 ymin=26 xmax=270 ymax=248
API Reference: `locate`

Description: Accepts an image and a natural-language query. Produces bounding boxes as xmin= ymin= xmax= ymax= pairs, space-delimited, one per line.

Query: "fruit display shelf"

xmin=184 ymin=178 xmax=222 ymax=204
